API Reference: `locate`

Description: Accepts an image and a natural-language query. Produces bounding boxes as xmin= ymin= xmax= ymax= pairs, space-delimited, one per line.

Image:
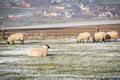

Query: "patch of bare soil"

xmin=1 ymin=24 xmax=120 ymax=40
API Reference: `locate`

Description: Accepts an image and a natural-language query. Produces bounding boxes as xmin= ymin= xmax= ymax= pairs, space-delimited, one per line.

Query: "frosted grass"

xmin=0 ymin=39 xmax=120 ymax=80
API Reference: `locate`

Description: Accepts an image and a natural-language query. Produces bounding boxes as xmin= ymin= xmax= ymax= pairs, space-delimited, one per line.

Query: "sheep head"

xmin=44 ymin=44 xmax=50 ymax=49
xmin=6 ymin=41 xmax=10 ymax=44
xmin=6 ymin=39 xmax=10 ymax=44
xmin=92 ymin=36 xmax=96 ymax=42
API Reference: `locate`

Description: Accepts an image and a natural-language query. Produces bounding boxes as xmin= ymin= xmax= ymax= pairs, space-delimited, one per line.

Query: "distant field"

xmin=0 ymin=39 xmax=120 ymax=80
xmin=0 ymin=23 xmax=120 ymax=40
xmin=0 ymin=7 xmax=27 ymax=16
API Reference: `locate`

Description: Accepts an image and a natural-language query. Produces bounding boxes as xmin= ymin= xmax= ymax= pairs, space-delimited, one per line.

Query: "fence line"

xmin=1 ymin=24 xmax=120 ymax=39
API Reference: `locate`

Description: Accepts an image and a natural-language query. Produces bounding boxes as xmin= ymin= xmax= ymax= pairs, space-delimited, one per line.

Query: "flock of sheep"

xmin=77 ymin=31 xmax=119 ymax=43
xmin=6 ymin=31 xmax=119 ymax=57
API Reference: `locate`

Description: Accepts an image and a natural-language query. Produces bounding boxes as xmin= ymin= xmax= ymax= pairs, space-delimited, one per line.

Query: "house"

xmin=64 ymin=12 xmax=72 ymax=18
xmin=43 ymin=11 xmax=51 ymax=16
xmin=8 ymin=14 xmax=14 ymax=18
xmin=4 ymin=1 xmax=18 ymax=7
xmin=104 ymin=12 xmax=113 ymax=17
xmin=43 ymin=11 xmax=62 ymax=17
xmin=54 ymin=6 xmax=65 ymax=10
xmin=4 ymin=2 xmax=12 ymax=7
xmin=79 ymin=3 xmax=90 ymax=11
xmin=20 ymin=1 xmax=30 ymax=7
xmin=50 ymin=12 xmax=57 ymax=16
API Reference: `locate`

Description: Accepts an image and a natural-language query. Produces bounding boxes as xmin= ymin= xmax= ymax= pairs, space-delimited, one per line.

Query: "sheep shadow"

xmin=47 ymin=54 xmax=56 ymax=57
xmin=0 ymin=43 xmax=5 ymax=45
xmin=105 ymin=40 xmax=120 ymax=42
xmin=25 ymin=41 xmax=43 ymax=45
xmin=89 ymin=39 xmax=120 ymax=43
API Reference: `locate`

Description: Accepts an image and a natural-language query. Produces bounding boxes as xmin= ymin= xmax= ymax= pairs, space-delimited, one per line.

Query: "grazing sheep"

xmin=28 ymin=44 xmax=50 ymax=57
xmin=7 ymin=33 xmax=24 ymax=45
xmin=93 ymin=32 xmax=106 ymax=42
xmin=76 ymin=32 xmax=91 ymax=43
xmin=106 ymin=31 xmax=119 ymax=42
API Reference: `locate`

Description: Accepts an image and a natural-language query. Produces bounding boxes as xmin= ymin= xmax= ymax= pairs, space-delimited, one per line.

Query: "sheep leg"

xmin=21 ymin=40 xmax=22 ymax=45
xmin=86 ymin=40 xmax=88 ymax=43
xmin=80 ymin=40 xmax=83 ymax=43
xmin=114 ymin=39 xmax=117 ymax=42
xmin=83 ymin=40 xmax=84 ymax=43
xmin=80 ymin=40 xmax=82 ymax=43
xmin=102 ymin=38 xmax=105 ymax=42
xmin=109 ymin=39 xmax=110 ymax=42
xmin=97 ymin=40 xmax=99 ymax=42
xmin=7 ymin=41 xmax=10 ymax=45
xmin=12 ymin=41 xmax=15 ymax=44
xmin=22 ymin=39 xmax=24 ymax=45
xmin=21 ymin=40 xmax=24 ymax=45
xmin=77 ymin=40 xmax=79 ymax=43
xmin=106 ymin=39 xmax=108 ymax=42
xmin=82 ymin=39 xmax=84 ymax=43
xmin=93 ymin=39 xmax=96 ymax=42
xmin=107 ymin=38 xmax=110 ymax=42
xmin=87 ymin=38 xmax=89 ymax=43
xmin=93 ymin=37 xmax=96 ymax=42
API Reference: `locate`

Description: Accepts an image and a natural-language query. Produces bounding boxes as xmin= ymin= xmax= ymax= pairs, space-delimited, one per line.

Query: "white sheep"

xmin=76 ymin=32 xmax=91 ymax=43
xmin=28 ymin=44 xmax=50 ymax=57
xmin=93 ymin=32 xmax=106 ymax=42
xmin=106 ymin=31 xmax=119 ymax=42
xmin=7 ymin=33 xmax=24 ymax=45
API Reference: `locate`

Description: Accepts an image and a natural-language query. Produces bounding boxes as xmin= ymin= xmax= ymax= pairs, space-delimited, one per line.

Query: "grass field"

xmin=0 ymin=39 xmax=120 ymax=80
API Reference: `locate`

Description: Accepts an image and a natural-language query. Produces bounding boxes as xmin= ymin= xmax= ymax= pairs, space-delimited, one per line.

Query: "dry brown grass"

xmin=0 ymin=24 xmax=120 ymax=40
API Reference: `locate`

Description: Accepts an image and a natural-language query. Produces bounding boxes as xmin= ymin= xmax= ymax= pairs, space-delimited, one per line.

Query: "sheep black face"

xmin=45 ymin=44 xmax=50 ymax=49
xmin=106 ymin=34 xmax=111 ymax=39
xmin=6 ymin=41 xmax=10 ymax=44
xmin=106 ymin=34 xmax=111 ymax=42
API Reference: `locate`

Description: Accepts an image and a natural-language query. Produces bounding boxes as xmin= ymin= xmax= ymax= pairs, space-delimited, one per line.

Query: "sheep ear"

xmin=44 ymin=44 xmax=47 ymax=46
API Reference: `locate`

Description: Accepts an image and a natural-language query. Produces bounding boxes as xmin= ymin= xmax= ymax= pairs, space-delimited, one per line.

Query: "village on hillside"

xmin=0 ymin=0 xmax=120 ymax=27
xmin=0 ymin=0 xmax=120 ymax=19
